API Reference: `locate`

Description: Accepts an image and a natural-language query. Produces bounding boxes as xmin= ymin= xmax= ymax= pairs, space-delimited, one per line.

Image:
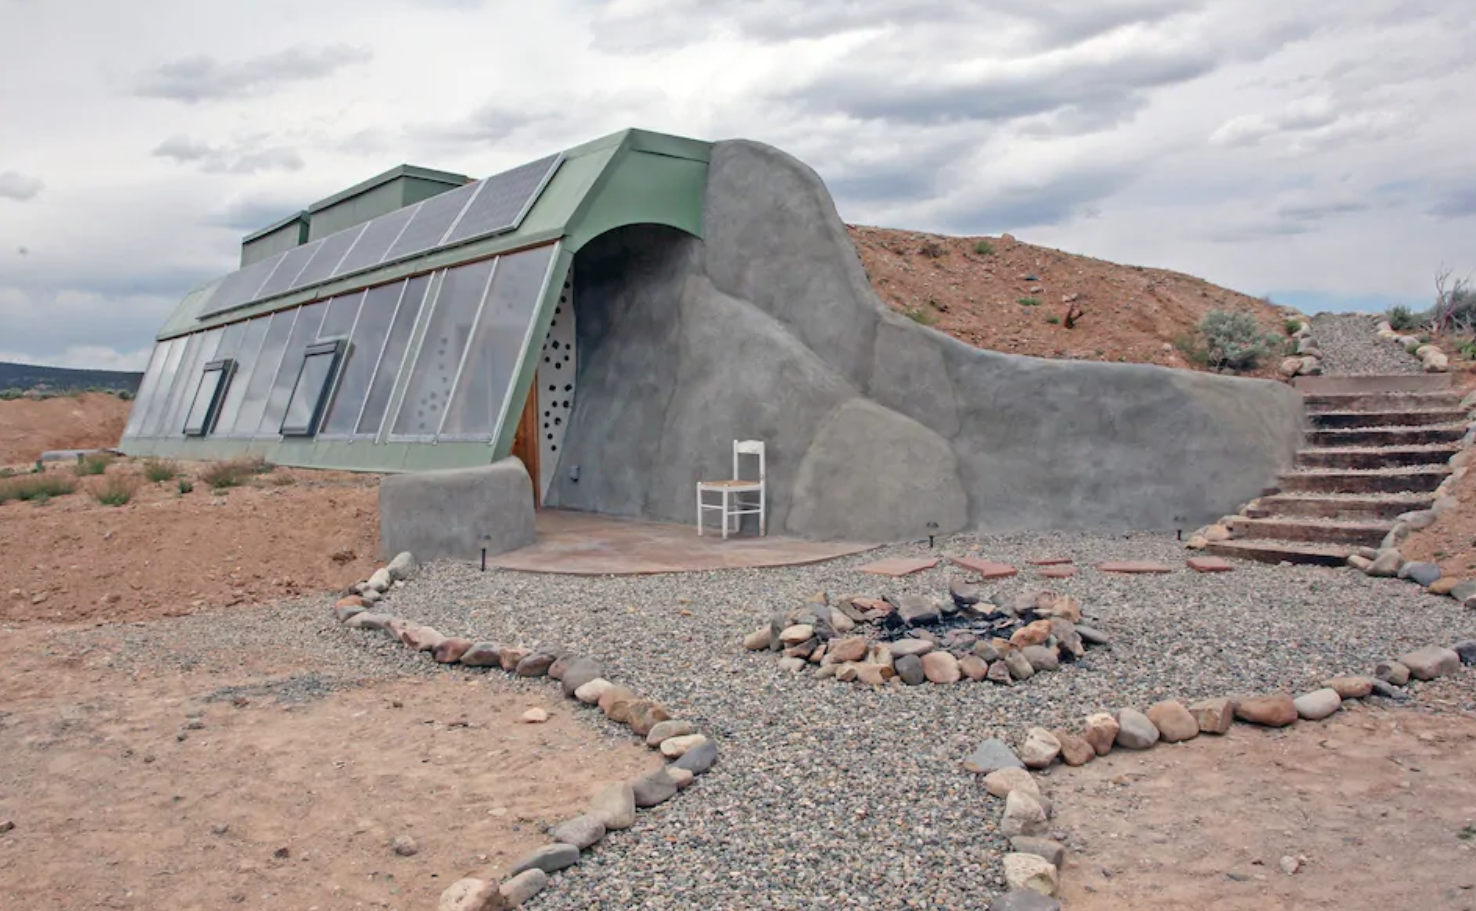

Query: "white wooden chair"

xmin=697 ymin=440 xmax=766 ymax=539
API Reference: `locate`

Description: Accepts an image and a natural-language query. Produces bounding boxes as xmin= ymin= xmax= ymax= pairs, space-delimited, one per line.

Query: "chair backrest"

xmin=733 ymin=439 xmax=765 ymax=482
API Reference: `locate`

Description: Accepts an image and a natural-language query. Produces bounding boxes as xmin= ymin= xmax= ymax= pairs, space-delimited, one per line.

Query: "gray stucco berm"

xmin=544 ymin=139 xmax=1305 ymax=543
xmin=379 ymin=458 xmax=536 ymax=562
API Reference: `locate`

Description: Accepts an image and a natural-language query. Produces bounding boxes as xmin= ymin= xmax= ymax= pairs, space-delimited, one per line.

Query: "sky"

xmin=1 ymin=0 xmax=1474 ymax=370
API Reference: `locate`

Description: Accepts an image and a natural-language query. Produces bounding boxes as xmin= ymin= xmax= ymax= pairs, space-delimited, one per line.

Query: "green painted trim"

xmin=241 ymin=210 xmax=309 ymax=244
xmin=117 ymin=434 xmax=498 ymax=474
xmin=305 ymin=164 xmax=471 ymax=215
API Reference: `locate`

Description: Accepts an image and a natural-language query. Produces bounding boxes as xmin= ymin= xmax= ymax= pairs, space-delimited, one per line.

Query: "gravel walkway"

xmin=1310 ymin=311 xmax=1422 ymax=375
xmin=67 ymin=532 xmax=1476 ymax=909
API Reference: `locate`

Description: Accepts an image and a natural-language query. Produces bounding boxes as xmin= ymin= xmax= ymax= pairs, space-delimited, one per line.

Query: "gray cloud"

xmin=1429 ymin=187 xmax=1476 ymax=219
xmin=928 ymin=164 xmax=1134 ymax=234
xmin=153 ymin=135 xmax=305 ymax=174
xmin=135 ymin=44 xmax=373 ymax=103
xmin=1276 ymin=199 xmax=1369 ymax=221
xmin=0 ymin=171 xmax=44 ymax=201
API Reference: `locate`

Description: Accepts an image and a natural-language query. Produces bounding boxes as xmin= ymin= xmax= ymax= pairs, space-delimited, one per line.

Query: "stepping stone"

xmin=1039 ymin=566 xmax=1077 ymax=579
xmin=1026 ymin=557 xmax=1074 ymax=566
xmin=951 ymin=557 xmax=1019 ymax=579
xmin=1097 ymin=561 xmax=1173 ymax=574
xmin=857 ymin=557 xmax=939 ymax=577
xmin=1186 ymin=556 xmax=1234 ymax=573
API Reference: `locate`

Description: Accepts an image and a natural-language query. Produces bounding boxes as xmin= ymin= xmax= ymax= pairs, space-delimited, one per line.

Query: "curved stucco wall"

xmin=545 ymin=142 xmax=1305 ymax=542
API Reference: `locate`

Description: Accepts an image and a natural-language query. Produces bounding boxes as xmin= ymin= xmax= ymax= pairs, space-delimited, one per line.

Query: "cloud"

xmin=134 ymin=44 xmax=373 ymax=103
xmin=928 ymin=164 xmax=1133 ymax=233
xmin=1429 ymin=187 xmax=1476 ymax=219
xmin=0 ymin=171 xmax=44 ymax=201
xmin=1275 ymin=199 xmax=1369 ymax=221
xmin=202 ymin=194 xmax=309 ymax=234
xmin=0 ymin=345 xmax=155 ymax=372
xmin=152 ymin=135 xmax=305 ymax=174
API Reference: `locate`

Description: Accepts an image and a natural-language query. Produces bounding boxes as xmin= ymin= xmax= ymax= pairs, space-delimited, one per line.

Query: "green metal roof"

xmin=240 ymin=209 xmax=309 ymax=244
xmin=305 ymin=164 xmax=471 ymax=214
xmin=159 ymin=128 xmax=712 ymax=342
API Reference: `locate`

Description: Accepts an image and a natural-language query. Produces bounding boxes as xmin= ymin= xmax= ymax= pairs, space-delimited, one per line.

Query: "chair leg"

xmin=722 ymin=489 xmax=730 ymax=540
xmin=696 ymin=484 xmax=703 ymax=536
xmin=760 ymin=487 xmax=766 ymax=537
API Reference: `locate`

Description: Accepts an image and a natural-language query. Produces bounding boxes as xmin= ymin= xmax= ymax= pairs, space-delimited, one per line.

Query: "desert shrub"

xmin=142 ymin=458 xmax=179 ymax=482
xmin=1017 ymin=297 xmax=1041 ymax=307
xmin=1045 ymin=315 xmax=1061 ymax=325
xmin=917 ymin=239 xmax=946 ymax=258
xmin=73 ymin=453 xmax=113 ymax=476
xmin=0 ymin=388 xmax=22 ymax=401
xmin=1172 ymin=332 xmax=1211 ymax=367
xmin=1197 ymin=310 xmax=1279 ymax=372
xmin=1386 ymin=305 xmax=1420 ymax=331
xmin=117 ymin=389 xmax=135 ymax=401
xmin=199 ymin=455 xmax=273 ymax=489
xmin=1429 ymin=268 xmax=1476 ymax=335
xmin=91 ymin=474 xmax=137 ymax=506
xmin=177 ymin=478 xmax=194 ymax=495
xmin=1283 ymin=318 xmax=1304 ymax=335
xmin=0 ymin=472 xmax=77 ymax=504
xmin=902 ymin=306 xmax=935 ymax=326
xmin=973 ymin=240 xmax=994 ymax=256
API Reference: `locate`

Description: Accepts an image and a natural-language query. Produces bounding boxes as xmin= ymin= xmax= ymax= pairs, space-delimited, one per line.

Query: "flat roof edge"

xmin=241 ymin=210 xmax=308 ymax=244
xmin=305 ymin=164 xmax=472 ymax=214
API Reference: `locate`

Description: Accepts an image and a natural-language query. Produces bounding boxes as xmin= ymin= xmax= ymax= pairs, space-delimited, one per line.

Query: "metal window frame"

xmin=378 ymin=270 xmax=445 ymax=444
xmin=486 ymin=241 xmax=564 ymax=449
xmin=228 ymin=307 xmax=300 ymax=439
xmin=433 ymin=256 xmax=502 ymax=441
xmin=182 ymin=358 xmax=237 ymax=437
xmin=279 ymin=339 xmax=349 ymax=438
xmin=214 ymin=315 xmax=272 ymax=438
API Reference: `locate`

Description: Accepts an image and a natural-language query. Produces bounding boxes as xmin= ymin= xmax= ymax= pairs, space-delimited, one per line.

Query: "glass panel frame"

xmin=139 ymin=338 xmax=186 ymax=437
xmin=438 ymin=244 xmax=559 ymax=442
xmin=280 ymin=340 xmax=347 ymax=437
xmin=213 ymin=316 xmax=271 ymax=439
xmin=320 ymin=281 xmax=404 ymax=439
xmin=122 ymin=342 xmax=169 ymax=439
xmin=356 ymin=274 xmax=431 ymax=439
xmin=183 ymin=359 xmax=237 ymax=437
xmin=255 ymin=302 xmax=326 ymax=439
xmin=227 ymin=309 xmax=298 ymax=438
xmin=389 ymin=260 xmax=496 ymax=440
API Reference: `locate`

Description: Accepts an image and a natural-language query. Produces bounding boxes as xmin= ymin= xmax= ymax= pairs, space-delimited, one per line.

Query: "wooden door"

xmin=510 ymin=370 xmax=541 ymax=507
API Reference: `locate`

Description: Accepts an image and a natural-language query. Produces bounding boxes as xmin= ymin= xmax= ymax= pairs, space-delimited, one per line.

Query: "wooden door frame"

xmin=511 ymin=368 xmax=541 ymax=507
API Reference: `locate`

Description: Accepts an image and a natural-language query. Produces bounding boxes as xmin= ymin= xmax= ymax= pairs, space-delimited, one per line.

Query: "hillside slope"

xmin=850 ymin=228 xmax=1292 ymax=376
xmin=0 ymin=361 xmax=143 ymax=394
xmin=0 ymin=393 xmax=131 ymax=465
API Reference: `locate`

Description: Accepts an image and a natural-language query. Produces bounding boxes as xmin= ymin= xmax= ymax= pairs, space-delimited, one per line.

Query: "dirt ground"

xmin=850 ymin=227 xmax=1293 ymax=377
xmin=0 ymin=392 xmax=131 ymax=464
xmin=0 ymin=621 xmax=659 ymax=911
xmin=1053 ymin=695 xmax=1476 ymax=911
xmin=1 ymin=459 xmax=381 ymax=625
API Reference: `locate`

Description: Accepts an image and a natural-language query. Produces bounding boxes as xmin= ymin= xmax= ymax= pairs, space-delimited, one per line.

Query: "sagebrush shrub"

xmin=1198 ymin=310 xmax=1278 ymax=372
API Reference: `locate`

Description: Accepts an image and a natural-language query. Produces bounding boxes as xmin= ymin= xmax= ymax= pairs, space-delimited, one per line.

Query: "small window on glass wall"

xmin=280 ymin=340 xmax=347 ymax=437
xmin=183 ymin=359 xmax=237 ymax=436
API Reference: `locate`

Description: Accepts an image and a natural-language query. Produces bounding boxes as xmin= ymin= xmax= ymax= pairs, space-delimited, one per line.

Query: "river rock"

xmin=743 ymin=627 xmax=771 ymax=650
xmin=590 ymin=783 xmax=636 ymax=830
xmin=459 ymin=642 xmax=502 ymax=667
xmin=1235 ymin=694 xmax=1297 ymax=727
xmin=1003 ymin=852 xmax=1059 ymax=896
xmin=1020 ymin=728 xmax=1061 ymax=769
xmin=1294 ymin=688 xmax=1342 ymax=721
xmin=1082 ymin=713 xmax=1119 ymax=755
xmin=645 ymin=719 xmax=696 ymax=747
xmin=829 ymin=637 xmax=868 ymax=663
xmin=964 ymin=738 xmax=1024 ymax=774
xmin=895 ymin=654 xmax=926 ymax=685
xmin=439 ymin=878 xmax=506 ymax=911
xmin=1146 ymin=700 xmax=1198 ymax=743
xmin=983 ymin=767 xmax=1038 ymax=798
xmin=1188 ymin=697 xmax=1236 ymax=734
xmin=574 ymin=678 xmax=615 ymax=704
xmin=344 ymin=611 xmax=395 ymax=631
xmin=1004 ymin=650 xmax=1035 ymax=681
xmin=921 ymin=651 xmax=961 ymax=683
xmin=549 ymin=815 xmax=606 ymax=850
xmin=1052 ymin=729 xmax=1095 ymax=766
xmin=1020 ymin=645 xmax=1059 ymax=672
xmin=498 ymin=647 xmax=531 ymax=671
xmin=1322 ymin=676 xmax=1374 ymax=699
xmin=890 ymin=639 xmax=934 ymax=658
xmin=1114 ymin=708 xmax=1159 ymax=749
xmin=1010 ymin=836 xmax=1066 ymax=868
xmin=626 ymin=701 xmax=671 ymax=737
xmin=559 ymin=658 xmax=604 ymax=697
xmin=959 ymin=654 xmax=990 ymax=681
xmin=988 ymin=891 xmax=1061 ymax=911
xmin=511 ymin=843 xmax=579 ymax=875
xmin=499 ymin=869 xmax=548 ymax=907
xmin=658 ymin=734 xmax=708 ymax=758
xmin=1374 ymin=659 xmax=1410 ymax=686
xmin=1399 ymin=645 xmax=1461 ymax=680
xmin=672 ymin=739 xmax=718 ymax=774
xmin=631 ymin=769 xmax=679 ymax=807
xmin=433 ymin=638 xmax=473 ymax=664
xmin=1000 ymin=789 xmax=1049 ymax=837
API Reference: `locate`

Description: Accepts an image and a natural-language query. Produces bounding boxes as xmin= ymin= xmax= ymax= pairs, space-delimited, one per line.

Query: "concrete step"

xmin=1303 ymin=392 xmax=1463 ymax=413
xmin=1278 ymin=466 xmax=1450 ymax=494
xmin=1307 ymin=425 xmax=1466 ymax=447
xmin=1293 ymin=374 xmax=1453 ymax=394
xmin=1309 ymin=409 xmax=1466 ymax=429
xmin=1205 ymin=538 xmax=1352 ymax=567
xmin=1226 ymin=516 xmax=1393 ymax=547
xmin=1294 ymin=444 xmax=1460 ymax=470
xmin=1256 ymin=493 xmax=1435 ymax=521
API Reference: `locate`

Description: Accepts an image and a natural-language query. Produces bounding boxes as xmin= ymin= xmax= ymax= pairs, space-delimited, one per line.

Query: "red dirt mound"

xmin=850 ymin=227 xmax=1293 ymax=377
xmin=0 ymin=393 xmax=131 ymax=465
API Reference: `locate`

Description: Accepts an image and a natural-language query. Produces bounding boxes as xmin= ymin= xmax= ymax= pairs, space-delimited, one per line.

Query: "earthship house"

xmin=119 ymin=128 xmax=1304 ymax=555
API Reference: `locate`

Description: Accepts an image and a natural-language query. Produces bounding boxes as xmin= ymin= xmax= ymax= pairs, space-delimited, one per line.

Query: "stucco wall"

xmin=545 ymin=142 xmax=1305 ymax=542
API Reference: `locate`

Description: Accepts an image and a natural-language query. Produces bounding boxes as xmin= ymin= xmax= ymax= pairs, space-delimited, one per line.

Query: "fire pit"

xmin=746 ymin=579 xmax=1109 ymax=686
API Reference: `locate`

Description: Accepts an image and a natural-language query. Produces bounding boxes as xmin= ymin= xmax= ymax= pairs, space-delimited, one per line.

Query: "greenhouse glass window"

xmin=280 ymin=340 xmax=347 ymax=437
xmin=182 ymin=359 xmax=237 ymax=436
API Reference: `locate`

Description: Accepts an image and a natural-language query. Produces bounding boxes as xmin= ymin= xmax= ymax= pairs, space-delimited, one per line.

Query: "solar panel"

xmin=330 ymin=205 xmax=416 ymax=279
xmin=381 ymin=181 xmax=480 ymax=263
xmin=200 ymin=251 xmax=287 ymax=317
xmin=253 ymin=239 xmax=324 ymax=300
xmin=292 ymin=222 xmax=367 ymax=288
xmin=443 ymin=154 xmax=561 ymax=247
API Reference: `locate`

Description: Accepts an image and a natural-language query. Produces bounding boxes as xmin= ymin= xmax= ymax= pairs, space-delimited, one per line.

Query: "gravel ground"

xmin=1310 ymin=311 xmax=1423 ymax=375
xmin=66 ymin=532 xmax=1476 ymax=909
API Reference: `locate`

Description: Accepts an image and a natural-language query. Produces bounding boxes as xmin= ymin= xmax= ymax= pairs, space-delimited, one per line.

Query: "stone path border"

xmin=1278 ymin=314 xmax=1325 ymax=379
xmin=1374 ymin=318 xmax=1452 ymax=373
xmin=969 ymin=636 xmax=1476 ymax=909
xmin=331 ymin=553 xmax=720 ymax=911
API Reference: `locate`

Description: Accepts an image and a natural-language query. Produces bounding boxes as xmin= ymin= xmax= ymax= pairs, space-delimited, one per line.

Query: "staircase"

xmin=1207 ymin=374 xmax=1463 ymax=566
